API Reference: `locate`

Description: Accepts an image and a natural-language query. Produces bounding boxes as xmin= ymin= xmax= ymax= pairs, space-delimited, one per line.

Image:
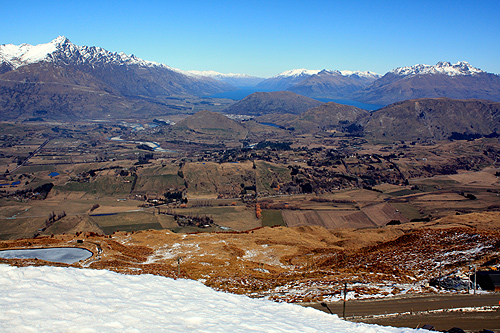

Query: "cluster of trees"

xmin=174 ymin=214 xmax=214 ymax=228
xmin=164 ymin=191 xmax=187 ymax=204
xmin=255 ymin=203 xmax=262 ymax=219
xmin=0 ymin=183 xmax=54 ymax=201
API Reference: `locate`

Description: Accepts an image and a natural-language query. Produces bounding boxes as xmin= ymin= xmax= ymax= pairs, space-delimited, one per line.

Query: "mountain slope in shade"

xmin=360 ymin=98 xmax=500 ymax=141
xmin=297 ymin=102 xmax=369 ymax=127
xmin=256 ymin=101 xmax=369 ymax=134
xmin=0 ymin=37 xmax=235 ymax=120
xmin=288 ymin=70 xmax=380 ymax=99
xmin=223 ymin=91 xmax=323 ymax=116
xmin=352 ymin=62 xmax=500 ymax=105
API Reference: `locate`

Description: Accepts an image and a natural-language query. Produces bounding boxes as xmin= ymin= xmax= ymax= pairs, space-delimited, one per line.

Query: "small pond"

xmin=0 ymin=247 xmax=93 ymax=264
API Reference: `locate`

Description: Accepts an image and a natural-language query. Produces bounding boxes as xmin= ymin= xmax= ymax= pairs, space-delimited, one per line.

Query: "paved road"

xmin=305 ymin=293 xmax=500 ymax=332
xmin=9 ymin=139 xmax=51 ymax=174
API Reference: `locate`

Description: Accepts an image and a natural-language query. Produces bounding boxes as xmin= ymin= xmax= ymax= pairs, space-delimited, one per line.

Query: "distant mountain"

xmin=360 ymin=98 xmax=500 ymax=140
xmin=186 ymin=70 xmax=264 ymax=88
xmin=254 ymin=68 xmax=380 ymax=100
xmin=352 ymin=62 xmax=500 ymax=105
xmin=223 ymin=91 xmax=323 ymax=116
xmin=0 ymin=37 xmax=234 ymax=120
xmin=255 ymin=69 xmax=322 ymax=90
xmin=288 ymin=70 xmax=380 ymax=99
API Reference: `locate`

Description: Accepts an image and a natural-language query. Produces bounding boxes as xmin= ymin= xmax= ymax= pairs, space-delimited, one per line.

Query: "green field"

xmin=261 ymin=209 xmax=285 ymax=227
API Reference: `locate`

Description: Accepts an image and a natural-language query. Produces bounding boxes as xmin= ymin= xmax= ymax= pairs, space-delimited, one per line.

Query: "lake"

xmin=209 ymin=89 xmax=385 ymax=111
xmin=0 ymin=247 xmax=93 ymax=264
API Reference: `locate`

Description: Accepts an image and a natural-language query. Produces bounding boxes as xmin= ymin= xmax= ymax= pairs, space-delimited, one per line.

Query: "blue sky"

xmin=3 ymin=0 xmax=500 ymax=77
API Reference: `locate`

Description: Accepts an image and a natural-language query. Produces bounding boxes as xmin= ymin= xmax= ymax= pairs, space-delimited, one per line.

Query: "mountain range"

xmin=176 ymin=96 xmax=499 ymax=142
xmin=352 ymin=62 xmax=500 ymax=105
xmin=0 ymin=36 xmax=233 ymax=120
xmin=1 ymin=37 xmax=500 ymax=122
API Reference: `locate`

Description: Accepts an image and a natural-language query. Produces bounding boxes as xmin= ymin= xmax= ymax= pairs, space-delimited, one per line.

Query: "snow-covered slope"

xmin=272 ymin=68 xmax=381 ymax=80
xmin=186 ymin=70 xmax=255 ymax=79
xmin=0 ymin=265 xmax=418 ymax=332
xmin=0 ymin=36 xmax=179 ymax=71
xmin=0 ymin=37 xmax=236 ymax=120
xmin=352 ymin=61 xmax=500 ymax=105
xmin=273 ymin=68 xmax=322 ymax=78
xmin=256 ymin=68 xmax=381 ymax=92
xmin=186 ymin=70 xmax=264 ymax=87
xmin=391 ymin=61 xmax=484 ymax=77
xmin=340 ymin=70 xmax=382 ymax=79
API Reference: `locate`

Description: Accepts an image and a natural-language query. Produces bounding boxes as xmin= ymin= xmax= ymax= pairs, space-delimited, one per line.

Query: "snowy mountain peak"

xmin=52 ymin=35 xmax=71 ymax=45
xmin=391 ymin=61 xmax=484 ymax=77
xmin=274 ymin=68 xmax=322 ymax=78
xmin=273 ymin=68 xmax=381 ymax=79
xmin=0 ymin=36 xmax=178 ymax=72
xmin=340 ymin=70 xmax=382 ymax=79
xmin=185 ymin=70 xmax=258 ymax=79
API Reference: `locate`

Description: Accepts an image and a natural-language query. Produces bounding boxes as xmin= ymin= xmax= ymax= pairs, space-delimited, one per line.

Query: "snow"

xmin=391 ymin=61 xmax=484 ymax=77
xmin=273 ymin=68 xmax=322 ymax=78
xmin=0 ymin=36 xmax=181 ymax=72
xmin=0 ymin=39 xmax=58 ymax=68
xmin=185 ymin=70 xmax=257 ymax=79
xmin=273 ymin=68 xmax=381 ymax=79
xmin=340 ymin=70 xmax=382 ymax=79
xmin=0 ymin=264 xmax=421 ymax=332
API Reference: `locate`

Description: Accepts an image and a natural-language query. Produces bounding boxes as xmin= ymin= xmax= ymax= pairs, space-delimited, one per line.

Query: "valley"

xmin=1 ymin=36 xmax=500 ymax=332
xmin=1 ymin=116 xmax=499 ymax=316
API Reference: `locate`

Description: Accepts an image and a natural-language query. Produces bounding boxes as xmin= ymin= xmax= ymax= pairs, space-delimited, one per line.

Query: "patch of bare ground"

xmin=282 ymin=202 xmax=408 ymax=229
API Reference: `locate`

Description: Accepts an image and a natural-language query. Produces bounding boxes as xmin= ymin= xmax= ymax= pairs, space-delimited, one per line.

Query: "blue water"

xmin=11 ymin=181 xmax=21 ymax=186
xmin=49 ymin=172 xmax=60 ymax=177
xmin=315 ymin=98 xmax=385 ymax=111
xmin=259 ymin=122 xmax=285 ymax=129
xmin=90 ymin=213 xmax=118 ymax=217
xmin=209 ymin=89 xmax=385 ymax=111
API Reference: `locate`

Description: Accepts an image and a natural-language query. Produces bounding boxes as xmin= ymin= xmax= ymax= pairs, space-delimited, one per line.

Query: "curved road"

xmin=305 ymin=293 xmax=500 ymax=331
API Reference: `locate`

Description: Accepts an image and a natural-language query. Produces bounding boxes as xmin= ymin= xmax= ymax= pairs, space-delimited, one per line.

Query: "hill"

xmin=223 ymin=91 xmax=323 ymax=116
xmin=295 ymin=102 xmax=369 ymax=132
xmin=352 ymin=61 xmax=500 ymax=105
xmin=360 ymin=98 xmax=500 ymax=140
xmin=256 ymin=101 xmax=369 ymax=134
xmin=172 ymin=110 xmax=248 ymax=140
